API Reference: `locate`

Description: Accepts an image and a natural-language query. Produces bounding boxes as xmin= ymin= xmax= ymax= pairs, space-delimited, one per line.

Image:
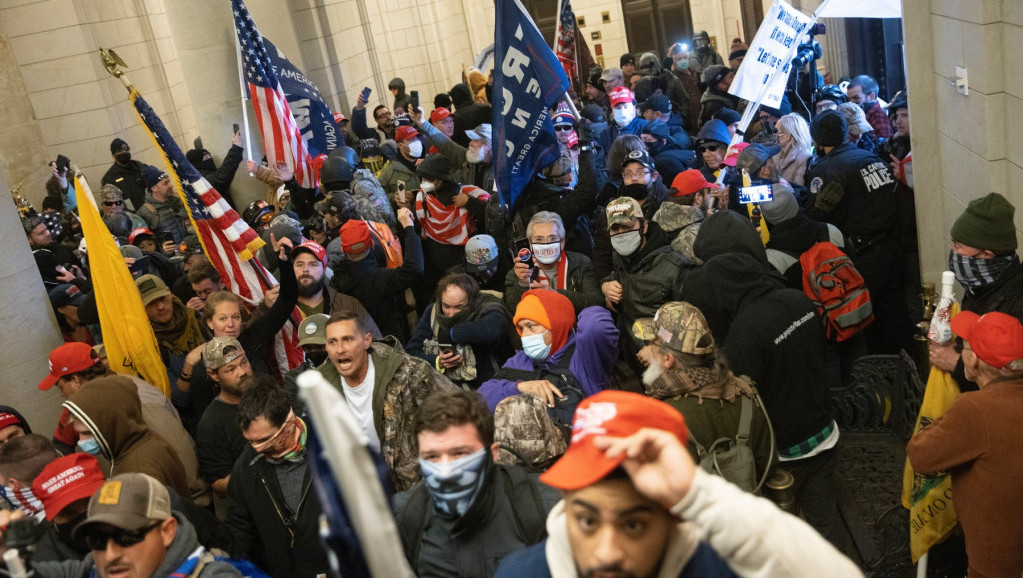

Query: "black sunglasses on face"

xmin=103 ymin=201 xmax=124 ymax=207
xmin=83 ymin=522 xmax=161 ymax=551
xmin=554 ymin=125 xmax=573 ymax=132
xmin=697 ymin=145 xmax=721 ymax=153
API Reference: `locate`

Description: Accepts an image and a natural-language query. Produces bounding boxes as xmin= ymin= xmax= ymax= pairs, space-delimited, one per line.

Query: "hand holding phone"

xmin=738 ymin=184 xmax=773 ymax=204
xmin=410 ymin=90 xmax=420 ymax=111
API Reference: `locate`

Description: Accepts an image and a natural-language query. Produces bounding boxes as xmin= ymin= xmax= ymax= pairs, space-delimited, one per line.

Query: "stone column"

xmin=0 ymin=172 xmax=64 ymax=436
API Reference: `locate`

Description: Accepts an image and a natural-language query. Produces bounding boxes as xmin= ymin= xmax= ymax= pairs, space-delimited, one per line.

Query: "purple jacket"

xmin=478 ymin=306 xmax=619 ymax=411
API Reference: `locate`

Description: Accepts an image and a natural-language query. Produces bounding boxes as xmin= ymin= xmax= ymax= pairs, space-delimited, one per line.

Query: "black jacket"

xmin=101 ymin=160 xmax=151 ymax=211
xmin=806 ymin=141 xmax=896 ymax=240
xmin=953 ymin=259 xmax=1023 ymax=391
xmin=394 ymin=462 xmax=560 ymax=578
xmin=201 ymin=144 xmax=244 ymax=210
xmin=450 ymin=84 xmax=492 ymax=148
xmin=332 ymin=224 xmax=424 ymax=343
xmin=503 ymin=251 xmax=604 ymax=314
xmin=610 ymin=223 xmax=691 ymax=363
xmin=225 ymin=449 xmax=329 ymax=578
xmin=681 ymin=252 xmax=832 ymax=449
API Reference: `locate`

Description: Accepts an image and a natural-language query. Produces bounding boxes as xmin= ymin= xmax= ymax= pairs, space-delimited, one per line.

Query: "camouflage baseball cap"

xmin=632 ymin=301 xmax=714 ymax=355
xmin=204 ymin=336 xmax=245 ymax=370
xmin=606 ymin=197 xmax=643 ymax=229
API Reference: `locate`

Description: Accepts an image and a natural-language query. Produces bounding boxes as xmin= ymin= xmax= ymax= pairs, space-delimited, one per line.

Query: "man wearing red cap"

xmin=908 ymin=311 xmax=1023 ymax=578
xmin=378 ymin=124 xmax=424 ymax=205
xmin=479 ymin=290 xmax=618 ymax=413
xmin=333 ymin=208 xmax=422 ymax=343
xmin=598 ymin=87 xmax=651 ymax=154
xmin=31 ymin=452 xmax=105 ymax=559
xmin=494 ymin=391 xmax=861 ymax=578
xmin=668 ymin=169 xmax=717 ymax=215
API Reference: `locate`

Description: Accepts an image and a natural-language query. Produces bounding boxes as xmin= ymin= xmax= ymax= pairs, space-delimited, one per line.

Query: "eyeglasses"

xmin=84 ymin=522 xmax=161 ymax=551
xmin=697 ymin=145 xmax=721 ymax=153
xmin=531 ymin=236 xmax=561 ymax=244
xmin=103 ymin=201 xmax=124 ymax=207
xmin=622 ymin=170 xmax=650 ymax=180
xmin=554 ymin=125 xmax=573 ymax=132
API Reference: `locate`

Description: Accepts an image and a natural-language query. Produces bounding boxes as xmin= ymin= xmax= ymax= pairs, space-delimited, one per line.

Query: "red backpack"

xmin=799 ymin=241 xmax=874 ymax=342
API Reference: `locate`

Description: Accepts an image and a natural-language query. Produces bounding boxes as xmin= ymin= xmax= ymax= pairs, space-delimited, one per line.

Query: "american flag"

xmin=131 ymin=91 xmax=304 ymax=374
xmin=232 ymin=0 xmax=315 ymax=188
xmin=555 ymin=0 xmax=578 ymax=89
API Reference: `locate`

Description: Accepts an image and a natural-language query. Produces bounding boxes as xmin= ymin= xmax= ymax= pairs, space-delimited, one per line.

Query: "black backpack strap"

xmin=499 ymin=466 xmax=547 ymax=544
xmin=396 ymin=482 xmax=431 ymax=567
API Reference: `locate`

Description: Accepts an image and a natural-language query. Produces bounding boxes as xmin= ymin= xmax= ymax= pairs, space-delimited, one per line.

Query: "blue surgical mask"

xmin=77 ymin=437 xmax=101 ymax=456
xmin=521 ymin=331 xmax=552 ymax=360
xmin=419 ymin=448 xmax=488 ymax=517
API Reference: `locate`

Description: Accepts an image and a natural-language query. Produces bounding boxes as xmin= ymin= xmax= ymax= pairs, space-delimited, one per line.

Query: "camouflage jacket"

xmin=317 ymin=337 xmax=457 ymax=491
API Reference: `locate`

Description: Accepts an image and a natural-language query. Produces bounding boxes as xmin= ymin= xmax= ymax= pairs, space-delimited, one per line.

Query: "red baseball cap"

xmin=671 ymin=169 xmax=715 ymax=197
xmin=722 ymin=142 xmax=750 ymax=167
xmin=0 ymin=411 xmax=26 ymax=431
xmin=430 ymin=108 xmax=452 ymax=123
xmin=293 ymin=240 xmax=326 ymax=265
xmin=333 ymin=112 xmax=347 ymax=124
xmin=339 ymin=220 xmax=373 ymax=257
xmin=39 ymin=342 xmax=99 ymax=391
xmin=540 ymin=391 xmax=688 ymax=491
xmin=566 ymin=131 xmax=579 ymax=149
xmin=395 ymin=126 xmax=419 ymax=142
xmin=951 ymin=311 xmax=1023 ymax=370
xmin=31 ymin=453 xmax=105 ymax=521
xmin=609 ymin=86 xmax=635 ymax=108
xmin=128 ymin=227 xmax=155 ymax=245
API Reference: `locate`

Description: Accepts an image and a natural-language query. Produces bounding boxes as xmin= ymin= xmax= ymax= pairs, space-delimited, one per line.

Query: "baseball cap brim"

xmin=632 ymin=318 xmax=656 ymax=341
xmin=74 ymin=512 xmax=154 ymax=539
xmin=140 ymin=286 xmax=171 ymax=306
xmin=38 ymin=372 xmax=60 ymax=391
xmin=43 ymin=479 xmax=104 ymax=522
xmin=540 ymin=441 xmax=627 ymax=491
xmin=465 ymin=130 xmax=484 ymax=140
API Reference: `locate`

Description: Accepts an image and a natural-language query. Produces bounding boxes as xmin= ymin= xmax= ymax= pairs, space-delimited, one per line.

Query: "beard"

xmin=297 ymin=275 xmax=325 ymax=298
xmin=641 ymin=361 xmax=664 ymax=387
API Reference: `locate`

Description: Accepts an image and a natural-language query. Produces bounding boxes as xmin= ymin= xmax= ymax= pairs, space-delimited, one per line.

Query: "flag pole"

xmin=234 ymin=34 xmax=255 ymax=175
xmin=551 ymin=0 xmax=562 ymax=54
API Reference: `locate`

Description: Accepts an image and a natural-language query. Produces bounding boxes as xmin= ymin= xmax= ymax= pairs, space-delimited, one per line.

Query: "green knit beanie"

xmin=950 ymin=193 xmax=1018 ymax=252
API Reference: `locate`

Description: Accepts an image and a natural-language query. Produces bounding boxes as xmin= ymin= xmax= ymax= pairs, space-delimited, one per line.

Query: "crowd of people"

xmin=3 ymin=31 xmax=1022 ymax=578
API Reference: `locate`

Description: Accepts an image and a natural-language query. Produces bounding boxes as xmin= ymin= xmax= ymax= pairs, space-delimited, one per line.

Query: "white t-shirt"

xmin=340 ymin=357 xmax=381 ymax=452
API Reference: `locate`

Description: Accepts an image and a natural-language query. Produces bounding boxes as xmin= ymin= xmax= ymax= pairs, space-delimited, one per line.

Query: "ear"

xmin=490 ymin=442 xmax=501 ymax=463
xmin=759 ymin=164 xmax=771 ymax=179
xmin=8 ymin=478 xmax=25 ymax=491
xmin=160 ymin=516 xmax=177 ymax=548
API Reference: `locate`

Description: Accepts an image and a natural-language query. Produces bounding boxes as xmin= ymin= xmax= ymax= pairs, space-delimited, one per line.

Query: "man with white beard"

xmin=633 ymin=301 xmax=776 ymax=492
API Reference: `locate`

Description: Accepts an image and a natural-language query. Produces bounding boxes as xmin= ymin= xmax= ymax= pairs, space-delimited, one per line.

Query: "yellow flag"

xmin=902 ymin=303 xmax=961 ymax=562
xmin=75 ymin=175 xmax=171 ymax=397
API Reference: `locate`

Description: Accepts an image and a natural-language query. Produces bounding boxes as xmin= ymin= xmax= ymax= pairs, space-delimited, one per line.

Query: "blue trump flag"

xmin=262 ymin=37 xmax=341 ymax=157
xmin=492 ymin=0 xmax=570 ymax=212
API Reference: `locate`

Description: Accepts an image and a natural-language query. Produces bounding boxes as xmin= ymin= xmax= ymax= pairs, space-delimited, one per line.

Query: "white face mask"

xmin=420 ymin=180 xmax=436 ymax=194
xmin=613 ymin=104 xmax=636 ymax=127
xmin=611 ymin=229 xmax=642 ymax=256
xmin=532 ymin=242 xmax=561 ymax=265
xmin=406 ymin=140 xmax=423 ymax=158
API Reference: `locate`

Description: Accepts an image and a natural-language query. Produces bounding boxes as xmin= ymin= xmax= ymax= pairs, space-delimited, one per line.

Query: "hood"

xmin=693 ymin=210 xmax=768 ymax=264
xmin=450 ymin=83 xmax=474 ymax=107
xmin=62 ymin=376 xmax=147 ymax=464
xmin=153 ymin=513 xmax=201 ymax=576
xmin=388 ymin=77 xmax=406 ymax=94
xmin=683 ymin=252 xmax=785 ymax=342
xmin=700 ymin=89 xmax=734 ymax=107
xmin=694 ymin=119 xmax=730 ymax=146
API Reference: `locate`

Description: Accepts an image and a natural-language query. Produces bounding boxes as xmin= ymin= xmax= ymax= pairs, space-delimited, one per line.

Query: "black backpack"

xmin=490 ymin=343 xmax=584 ymax=429
xmin=397 ymin=465 xmax=547 ymax=566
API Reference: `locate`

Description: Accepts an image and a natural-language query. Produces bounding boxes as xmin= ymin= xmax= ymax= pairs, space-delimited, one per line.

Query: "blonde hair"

xmin=776 ymin=113 xmax=812 ymax=155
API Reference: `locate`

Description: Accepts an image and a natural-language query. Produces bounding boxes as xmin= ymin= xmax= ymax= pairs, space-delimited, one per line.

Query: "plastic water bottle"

xmin=927 ymin=271 xmax=957 ymax=344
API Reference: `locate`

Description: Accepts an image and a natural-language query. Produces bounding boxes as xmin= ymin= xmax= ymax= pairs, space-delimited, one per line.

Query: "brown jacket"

xmin=63 ymin=376 xmax=191 ymax=499
xmin=907 ymin=376 xmax=1023 ymax=578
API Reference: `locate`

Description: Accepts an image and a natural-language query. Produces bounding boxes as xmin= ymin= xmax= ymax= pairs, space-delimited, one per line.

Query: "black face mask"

xmin=305 ymin=350 xmax=328 ymax=367
xmin=55 ymin=512 xmax=90 ymax=556
xmin=621 ymin=183 xmax=649 ymax=201
xmin=645 ymin=140 xmax=665 ymax=157
xmin=115 ymin=152 xmax=132 ymax=165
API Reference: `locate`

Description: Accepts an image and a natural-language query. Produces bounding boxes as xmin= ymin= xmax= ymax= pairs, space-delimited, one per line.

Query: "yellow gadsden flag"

xmin=902 ymin=303 xmax=961 ymax=562
xmin=76 ymin=175 xmax=170 ymax=397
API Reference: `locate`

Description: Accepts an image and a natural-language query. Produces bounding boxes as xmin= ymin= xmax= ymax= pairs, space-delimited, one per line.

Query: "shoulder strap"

xmin=143 ymin=202 xmax=159 ymax=227
xmin=500 ymin=466 xmax=547 ymax=544
xmin=749 ymin=391 xmax=775 ymax=494
xmin=736 ymin=395 xmax=752 ymax=446
xmin=397 ymin=483 xmax=431 ymax=566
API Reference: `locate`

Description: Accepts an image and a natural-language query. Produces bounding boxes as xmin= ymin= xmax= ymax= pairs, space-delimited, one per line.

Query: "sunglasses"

xmin=256 ymin=212 xmax=274 ymax=225
xmin=103 ymin=200 xmax=124 ymax=207
xmin=84 ymin=522 xmax=161 ymax=551
xmin=554 ymin=125 xmax=573 ymax=132
xmin=697 ymin=145 xmax=721 ymax=153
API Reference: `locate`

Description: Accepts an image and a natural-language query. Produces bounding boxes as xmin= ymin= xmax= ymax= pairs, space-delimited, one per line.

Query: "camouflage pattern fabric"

xmin=653 ymin=203 xmax=704 ymax=265
xmin=350 ymin=168 xmax=397 ymax=226
xmin=494 ymin=394 xmax=568 ymax=471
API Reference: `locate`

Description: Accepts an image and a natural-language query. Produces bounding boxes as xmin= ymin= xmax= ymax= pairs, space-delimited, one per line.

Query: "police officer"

xmin=805 ymin=109 xmax=910 ymax=354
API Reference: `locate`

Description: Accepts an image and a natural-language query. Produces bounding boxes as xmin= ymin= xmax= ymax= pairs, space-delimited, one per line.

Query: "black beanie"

xmin=417 ymin=154 xmax=454 ymax=181
xmin=810 ymin=110 xmax=848 ymax=147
